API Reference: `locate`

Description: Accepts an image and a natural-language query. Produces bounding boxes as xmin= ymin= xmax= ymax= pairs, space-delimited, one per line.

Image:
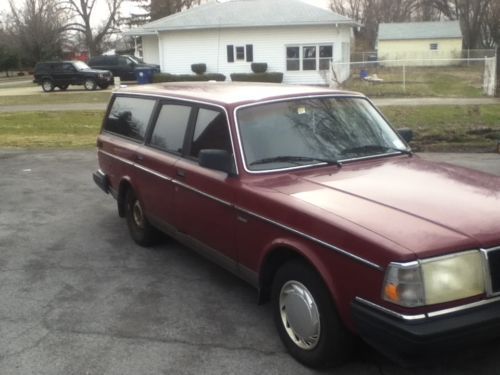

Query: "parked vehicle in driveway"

xmin=33 ymin=60 xmax=113 ymax=92
xmin=93 ymin=82 xmax=500 ymax=368
xmin=88 ymin=54 xmax=160 ymax=81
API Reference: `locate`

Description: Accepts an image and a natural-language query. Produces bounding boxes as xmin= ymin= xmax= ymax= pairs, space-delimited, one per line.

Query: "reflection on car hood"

xmin=272 ymin=156 xmax=500 ymax=257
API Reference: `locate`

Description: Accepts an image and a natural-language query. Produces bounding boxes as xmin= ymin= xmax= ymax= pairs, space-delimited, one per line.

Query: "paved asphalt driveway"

xmin=1 ymin=150 xmax=500 ymax=375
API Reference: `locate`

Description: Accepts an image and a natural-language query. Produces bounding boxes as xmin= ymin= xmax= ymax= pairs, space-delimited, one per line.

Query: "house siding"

xmin=142 ymin=35 xmax=160 ymax=65
xmin=158 ymin=25 xmax=351 ymax=85
xmin=378 ymin=38 xmax=463 ymax=65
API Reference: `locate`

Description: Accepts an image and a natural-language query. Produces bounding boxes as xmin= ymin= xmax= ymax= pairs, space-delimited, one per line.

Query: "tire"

xmin=41 ymin=79 xmax=54 ymax=92
xmin=125 ymin=189 xmax=159 ymax=246
xmin=58 ymin=84 xmax=69 ymax=90
xmin=271 ymin=260 xmax=354 ymax=368
xmin=98 ymin=83 xmax=109 ymax=90
xmin=84 ymin=78 xmax=97 ymax=90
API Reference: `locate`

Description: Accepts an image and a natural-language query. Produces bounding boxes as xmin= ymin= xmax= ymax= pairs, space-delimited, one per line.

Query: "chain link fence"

xmin=329 ymin=50 xmax=497 ymax=97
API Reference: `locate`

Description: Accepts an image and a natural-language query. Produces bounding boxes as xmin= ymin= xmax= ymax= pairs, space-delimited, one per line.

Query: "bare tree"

xmin=429 ymin=0 xmax=492 ymax=48
xmin=63 ymin=0 xmax=123 ymax=57
xmin=7 ymin=0 xmax=67 ymax=66
xmin=149 ymin=0 xmax=201 ymax=20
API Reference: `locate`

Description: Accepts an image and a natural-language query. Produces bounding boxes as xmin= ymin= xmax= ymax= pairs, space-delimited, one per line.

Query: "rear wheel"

xmin=271 ymin=260 xmax=354 ymax=368
xmin=125 ymin=189 xmax=159 ymax=246
xmin=84 ymin=78 xmax=97 ymax=90
xmin=41 ymin=79 xmax=54 ymax=92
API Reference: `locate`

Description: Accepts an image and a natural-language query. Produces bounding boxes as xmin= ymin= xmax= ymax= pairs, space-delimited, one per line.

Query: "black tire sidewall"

xmin=125 ymin=189 xmax=157 ymax=246
xmin=271 ymin=260 xmax=353 ymax=368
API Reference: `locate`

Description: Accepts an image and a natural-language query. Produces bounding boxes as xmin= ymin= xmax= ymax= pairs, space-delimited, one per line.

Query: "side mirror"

xmin=398 ymin=128 xmax=414 ymax=143
xmin=199 ymin=149 xmax=235 ymax=175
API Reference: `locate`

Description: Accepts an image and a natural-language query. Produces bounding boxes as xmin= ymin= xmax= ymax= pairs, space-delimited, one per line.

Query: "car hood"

xmin=268 ymin=156 xmax=500 ymax=258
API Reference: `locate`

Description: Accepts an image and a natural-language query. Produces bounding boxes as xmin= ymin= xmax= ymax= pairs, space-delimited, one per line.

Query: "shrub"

xmin=153 ymin=73 xmax=226 ymax=83
xmin=230 ymin=72 xmax=283 ymax=83
xmin=191 ymin=63 xmax=207 ymax=75
xmin=251 ymin=63 xmax=267 ymax=73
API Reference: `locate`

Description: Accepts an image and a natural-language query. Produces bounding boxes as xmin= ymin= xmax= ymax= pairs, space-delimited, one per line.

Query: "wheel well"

xmin=258 ymin=247 xmax=309 ymax=304
xmin=117 ymin=180 xmax=131 ymax=217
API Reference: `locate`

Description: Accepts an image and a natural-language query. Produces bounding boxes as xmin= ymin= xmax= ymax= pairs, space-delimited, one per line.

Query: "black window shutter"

xmin=246 ymin=44 xmax=253 ymax=62
xmin=227 ymin=45 xmax=234 ymax=63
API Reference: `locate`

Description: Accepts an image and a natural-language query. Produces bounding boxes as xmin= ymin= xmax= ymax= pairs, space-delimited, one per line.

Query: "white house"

xmin=125 ymin=0 xmax=357 ymax=85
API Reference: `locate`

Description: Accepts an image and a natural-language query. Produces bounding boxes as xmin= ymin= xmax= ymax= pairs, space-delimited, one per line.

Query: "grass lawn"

xmin=0 ymin=91 xmax=111 ymax=106
xmin=0 ymin=111 xmax=104 ymax=148
xmin=383 ymin=104 xmax=500 ymax=152
xmin=342 ymin=65 xmax=485 ymax=98
xmin=0 ymin=105 xmax=499 ymax=151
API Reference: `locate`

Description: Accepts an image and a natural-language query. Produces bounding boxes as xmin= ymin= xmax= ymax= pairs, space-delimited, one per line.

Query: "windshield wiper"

xmin=341 ymin=145 xmax=412 ymax=157
xmin=250 ymin=155 xmax=342 ymax=168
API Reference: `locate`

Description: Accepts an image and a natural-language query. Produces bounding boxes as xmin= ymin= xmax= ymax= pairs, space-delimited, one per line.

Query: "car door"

xmin=133 ymin=100 xmax=193 ymax=228
xmin=173 ymin=106 xmax=238 ymax=264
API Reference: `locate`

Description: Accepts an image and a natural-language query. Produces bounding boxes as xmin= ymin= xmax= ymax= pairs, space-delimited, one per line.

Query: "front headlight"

xmin=382 ymin=250 xmax=485 ymax=307
xmin=98 ymin=73 xmax=104 ymax=78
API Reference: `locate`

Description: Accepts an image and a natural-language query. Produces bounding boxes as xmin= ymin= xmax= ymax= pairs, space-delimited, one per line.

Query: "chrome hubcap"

xmin=43 ymin=82 xmax=52 ymax=90
xmin=279 ymin=280 xmax=320 ymax=350
xmin=85 ymin=80 xmax=93 ymax=89
xmin=132 ymin=200 xmax=145 ymax=228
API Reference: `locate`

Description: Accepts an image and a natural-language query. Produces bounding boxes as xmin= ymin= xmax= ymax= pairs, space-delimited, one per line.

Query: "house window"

xmin=303 ymin=46 xmax=316 ymax=70
xmin=430 ymin=43 xmax=439 ymax=50
xmin=227 ymin=44 xmax=254 ymax=63
xmin=286 ymin=44 xmax=334 ymax=71
xmin=286 ymin=47 xmax=300 ymax=71
xmin=319 ymin=45 xmax=333 ymax=70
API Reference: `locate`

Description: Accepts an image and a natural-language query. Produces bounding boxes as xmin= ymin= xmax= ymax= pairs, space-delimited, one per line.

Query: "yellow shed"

xmin=377 ymin=21 xmax=463 ymax=65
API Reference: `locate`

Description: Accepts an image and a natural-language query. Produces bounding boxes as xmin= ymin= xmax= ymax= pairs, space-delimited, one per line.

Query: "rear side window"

xmin=104 ymin=96 xmax=156 ymax=142
xmin=150 ymin=104 xmax=192 ymax=153
xmin=189 ymin=108 xmax=232 ymax=158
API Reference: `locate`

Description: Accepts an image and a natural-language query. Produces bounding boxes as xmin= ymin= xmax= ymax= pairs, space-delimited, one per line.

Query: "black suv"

xmin=88 ymin=54 xmax=160 ymax=81
xmin=33 ymin=61 xmax=113 ymax=92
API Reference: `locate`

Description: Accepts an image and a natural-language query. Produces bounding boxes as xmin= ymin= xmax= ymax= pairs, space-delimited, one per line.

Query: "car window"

xmin=62 ymin=63 xmax=75 ymax=73
xmin=118 ymin=56 xmax=131 ymax=66
xmin=150 ymin=104 xmax=192 ymax=153
xmin=189 ymin=108 xmax=232 ymax=158
xmin=104 ymin=96 xmax=156 ymax=142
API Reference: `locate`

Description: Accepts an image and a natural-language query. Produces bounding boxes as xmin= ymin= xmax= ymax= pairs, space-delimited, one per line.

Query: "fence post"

xmin=402 ymin=64 xmax=406 ymax=93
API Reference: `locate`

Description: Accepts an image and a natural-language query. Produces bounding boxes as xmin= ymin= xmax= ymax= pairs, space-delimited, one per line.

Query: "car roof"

xmin=114 ymin=82 xmax=364 ymax=106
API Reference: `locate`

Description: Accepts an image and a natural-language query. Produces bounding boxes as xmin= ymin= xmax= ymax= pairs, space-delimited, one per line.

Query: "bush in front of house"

xmin=153 ymin=73 xmax=226 ymax=83
xmin=230 ymin=72 xmax=283 ymax=83
xmin=191 ymin=63 xmax=207 ymax=75
xmin=251 ymin=63 xmax=268 ymax=73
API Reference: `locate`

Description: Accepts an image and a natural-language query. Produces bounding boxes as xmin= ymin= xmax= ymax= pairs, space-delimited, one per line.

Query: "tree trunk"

xmin=496 ymin=46 xmax=500 ymax=97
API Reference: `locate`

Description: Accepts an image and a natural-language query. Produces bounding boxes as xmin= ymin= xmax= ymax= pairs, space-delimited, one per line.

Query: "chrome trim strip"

xmin=232 ymin=95 xmax=398 ymax=175
xmin=173 ymin=179 xmax=233 ymax=208
xmin=236 ymin=206 xmax=383 ymax=271
xmin=134 ymin=163 xmax=173 ymax=183
xmin=355 ymin=297 xmax=427 ymax=320
xmin=98 ymin=149 xmax=134 ymax=166
xmin=356 ymin=294 xmax=500 ymax=321
xmin=427 ymin=295 xmax=500 ymax=318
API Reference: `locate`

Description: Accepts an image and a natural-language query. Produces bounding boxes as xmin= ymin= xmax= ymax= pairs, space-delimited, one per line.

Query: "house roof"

xmin=378 ymin=21 xmax=462 ymax=41
xmin=125 ymin=0 xmax=356 ymax=36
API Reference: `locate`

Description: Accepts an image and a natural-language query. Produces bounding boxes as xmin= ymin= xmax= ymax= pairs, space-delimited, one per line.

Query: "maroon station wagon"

xmin=93 ymin=82 xmax=500 ymax=368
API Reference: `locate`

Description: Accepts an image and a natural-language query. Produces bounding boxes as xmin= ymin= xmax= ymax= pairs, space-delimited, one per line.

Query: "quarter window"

xmin=189 ymin=108 xmax=232 ymax=158
xmin=150 ymin=104 xmax=192 ymax=154
xmin=104 ymin=96 xmax=156 ymax=141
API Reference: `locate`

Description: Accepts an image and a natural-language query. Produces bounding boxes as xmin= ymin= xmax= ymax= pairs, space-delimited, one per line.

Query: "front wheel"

xmin=125 ymin=189 xmax=160 ymax=246
xmin=271 ymin=260 xmax=354 ymax=368
xmin=84 ymin=78 xmax=97 ymax=90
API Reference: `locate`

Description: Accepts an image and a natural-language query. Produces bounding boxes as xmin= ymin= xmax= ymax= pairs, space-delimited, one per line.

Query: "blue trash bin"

xmin=135 ymin=68 xmax=153 ymax=84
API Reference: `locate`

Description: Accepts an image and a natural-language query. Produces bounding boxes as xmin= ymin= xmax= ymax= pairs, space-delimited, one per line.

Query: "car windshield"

xmin=237 ymin=97 xmax=408 ymax=172
xmin=74 ymin=61 xmax=90 ymax=70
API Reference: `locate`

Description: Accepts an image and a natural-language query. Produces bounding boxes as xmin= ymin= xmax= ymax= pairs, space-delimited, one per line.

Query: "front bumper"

xmin=352 ymin=297 xmax=500 ymax=365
